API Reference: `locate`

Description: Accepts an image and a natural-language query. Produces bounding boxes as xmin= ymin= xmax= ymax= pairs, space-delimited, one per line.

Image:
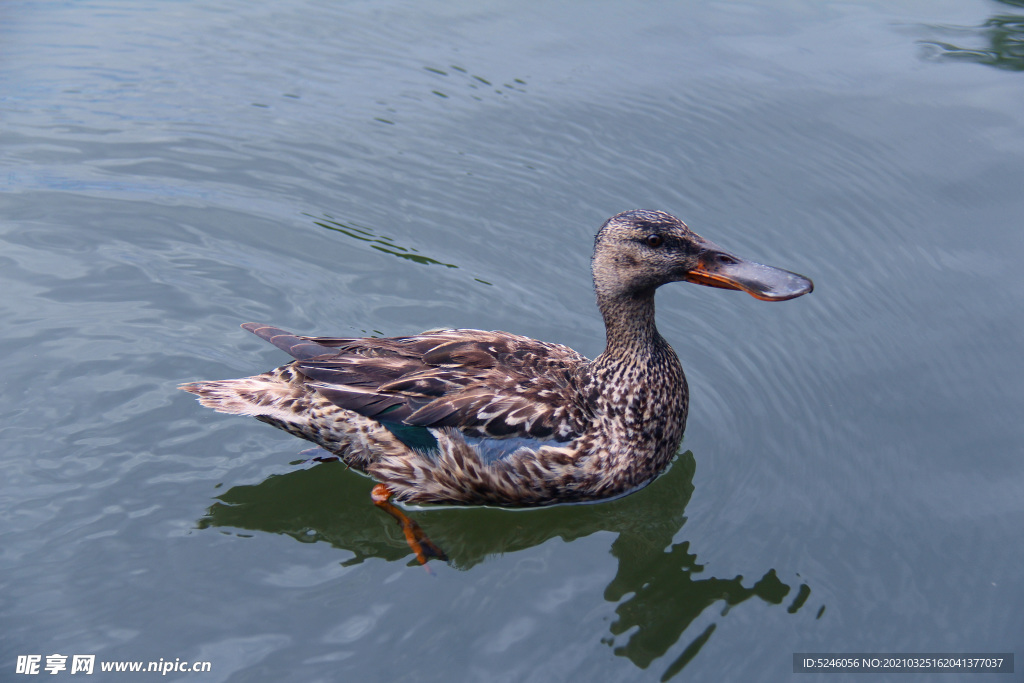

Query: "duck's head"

xmin=593 ymin=210 xmax=813 ymax=302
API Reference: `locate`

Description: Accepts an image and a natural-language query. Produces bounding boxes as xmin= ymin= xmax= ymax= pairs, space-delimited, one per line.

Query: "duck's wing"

xmin=242 ymin=323 xmax=591 ymax=442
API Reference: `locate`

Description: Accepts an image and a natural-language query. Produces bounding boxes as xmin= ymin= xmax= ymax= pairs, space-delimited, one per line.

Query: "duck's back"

xmin=184 ymin=323 xmax=597 ymax=450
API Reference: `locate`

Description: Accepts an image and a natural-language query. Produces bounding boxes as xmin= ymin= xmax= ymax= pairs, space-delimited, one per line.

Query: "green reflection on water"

xmin=198 ymin=450 xmax=813 ymax=676
xmin=920 ymin=2 xmax=1024 ymax=71
xmin=307 ymin=213 xmax=459 ymax=268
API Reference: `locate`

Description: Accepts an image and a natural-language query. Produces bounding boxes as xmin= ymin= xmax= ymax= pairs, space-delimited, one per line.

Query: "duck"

xmin=181 ymin=210 xmax=812 ymax=564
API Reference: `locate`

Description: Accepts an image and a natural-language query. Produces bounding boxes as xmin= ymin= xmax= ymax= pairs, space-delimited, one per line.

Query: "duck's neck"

xmin=593 ymin=289 xmax=670 ymax=369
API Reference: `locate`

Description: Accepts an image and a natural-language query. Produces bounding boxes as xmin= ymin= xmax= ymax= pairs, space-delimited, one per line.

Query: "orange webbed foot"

xmin=371 ymin=483 xmax=447 ymax=569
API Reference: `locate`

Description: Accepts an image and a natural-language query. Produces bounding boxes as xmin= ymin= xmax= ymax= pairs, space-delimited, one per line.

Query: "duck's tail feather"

xmin=179 ymin=368 xmax=314 ymax=424
xmin=179 ymin=368 xmax=409 ymax=471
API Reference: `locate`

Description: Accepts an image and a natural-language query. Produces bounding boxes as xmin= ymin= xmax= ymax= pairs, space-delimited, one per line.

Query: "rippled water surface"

xmin=3 ymin=1 xmax=1023 ymax=681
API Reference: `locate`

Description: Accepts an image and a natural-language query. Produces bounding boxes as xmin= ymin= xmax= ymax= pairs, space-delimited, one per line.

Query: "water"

xmin=2 ymin=1 xmax=1022 ymax=681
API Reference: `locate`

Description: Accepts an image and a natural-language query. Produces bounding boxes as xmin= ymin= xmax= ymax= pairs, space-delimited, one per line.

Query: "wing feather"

xmin=243 ymin=324 xmax=591 ymax=442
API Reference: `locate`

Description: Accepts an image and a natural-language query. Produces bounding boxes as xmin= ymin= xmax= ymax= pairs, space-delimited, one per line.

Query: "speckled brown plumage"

xmin=181 ymin=210 xmax=812 ymax=508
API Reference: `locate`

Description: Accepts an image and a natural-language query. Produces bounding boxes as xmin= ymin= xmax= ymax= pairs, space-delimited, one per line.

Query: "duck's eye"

xmin=645 ymin=234 xmax=663 ymax=248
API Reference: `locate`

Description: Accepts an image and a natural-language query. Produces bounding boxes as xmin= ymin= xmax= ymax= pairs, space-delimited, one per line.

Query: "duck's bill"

xmin=684 ymin=243 xmax=814 ymax=301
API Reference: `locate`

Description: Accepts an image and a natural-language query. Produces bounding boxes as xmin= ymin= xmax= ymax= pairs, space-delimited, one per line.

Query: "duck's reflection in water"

xmin=199 ymin=450 xmax=812 ymax=678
